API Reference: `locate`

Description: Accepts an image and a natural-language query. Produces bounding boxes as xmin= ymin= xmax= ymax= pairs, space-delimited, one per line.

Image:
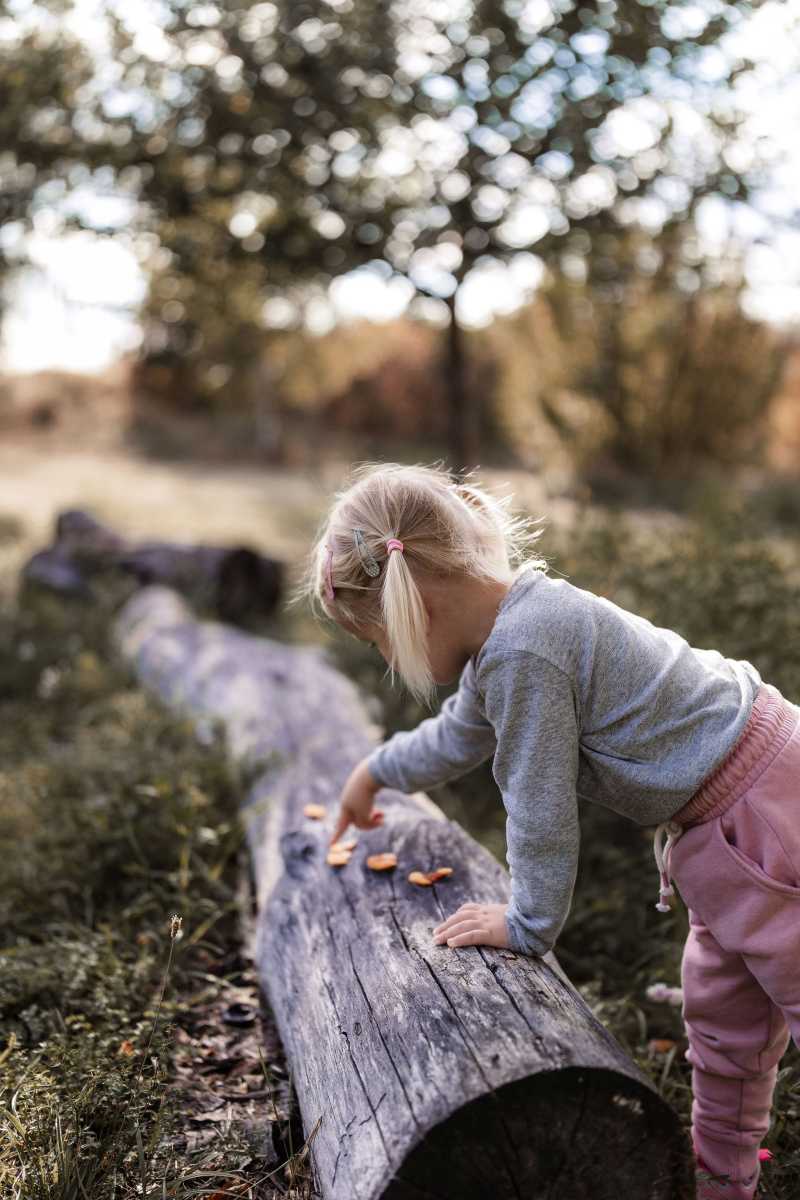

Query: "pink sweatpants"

xmin=668 ymin=682 xmax=800 ymax=1197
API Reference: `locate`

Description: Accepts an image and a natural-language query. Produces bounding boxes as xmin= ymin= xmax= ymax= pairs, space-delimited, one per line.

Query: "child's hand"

xmin=432 ymin=902 xmax=511 ymax=950
xmin=330 ymin=757 xmax=385 ymax=846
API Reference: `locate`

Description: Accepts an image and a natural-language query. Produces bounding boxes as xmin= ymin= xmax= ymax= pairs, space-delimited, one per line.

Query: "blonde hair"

xmin=290 ymin=461 xmax=549 ymax=707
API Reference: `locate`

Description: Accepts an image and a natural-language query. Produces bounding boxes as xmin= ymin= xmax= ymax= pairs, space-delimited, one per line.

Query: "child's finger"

xmin=434 ymin=918 xmax=478 ymax=942
xmin=443 ymin=928 xmax=490 ymax=948
xmin=330 ymin=809 xmax=351 ymax=845
xmin=433 ymin=904 xmax=479 ymax=934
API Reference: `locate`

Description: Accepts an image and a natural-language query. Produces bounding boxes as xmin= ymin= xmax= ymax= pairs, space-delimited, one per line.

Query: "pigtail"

xmin=298 ymin=460 xmax=551 ymax=705
xmin=380 ymin=544 xmax=435 ymax=709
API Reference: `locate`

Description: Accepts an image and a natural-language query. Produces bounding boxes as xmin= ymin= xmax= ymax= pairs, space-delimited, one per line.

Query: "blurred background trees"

xmin=1 ymin=0 xmax=797 ymax=489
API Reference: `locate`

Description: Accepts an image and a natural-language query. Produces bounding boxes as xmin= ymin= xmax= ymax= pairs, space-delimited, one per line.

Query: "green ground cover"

xmin=0 ymin=582 xmax=309 ymax=1198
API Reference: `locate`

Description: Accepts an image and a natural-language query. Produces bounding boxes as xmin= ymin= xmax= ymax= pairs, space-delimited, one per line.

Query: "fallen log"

xmin=21 ymin=509 xmax=283 ymax=623
xmin=113 ymin=585 xmax=693 ymax=1200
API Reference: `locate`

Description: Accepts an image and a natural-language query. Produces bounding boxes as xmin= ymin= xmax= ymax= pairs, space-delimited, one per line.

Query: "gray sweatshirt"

xmin=365 ymin=566 xmax=762 ymax=957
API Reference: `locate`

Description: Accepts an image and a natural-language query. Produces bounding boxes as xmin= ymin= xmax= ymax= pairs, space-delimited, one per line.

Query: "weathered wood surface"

xmin=114 ymin=586 xmax=693 ymax=1200
xmin=22 ymin=509 xmax=283 ymax=622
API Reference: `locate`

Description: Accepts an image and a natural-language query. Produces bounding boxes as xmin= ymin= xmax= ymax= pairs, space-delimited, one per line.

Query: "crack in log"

xmin=546 ymin=1069 xmax=590 ymax=1200
xmin=331 ymin=1113 xmax=359 ymax=1187
xmin=414 ymin=1021 xmax=452 ymax=1110
xmin=476 ymin=952 xmax=572 ymax=1070
xmin=388 ymin=905 xmax=411 ymax=954
xmin=321 ymin=974 xmax=393 ymax=1172
xmin=347 ymin=942 xmax=423 ymax=1132
xmin=337 ymin=872 xmax=361 ymax=926
xmin=360 ymin=1091 xmax=386 ymax=1123
xmin=415 ymin=952 xmax=525 ymax=1200
xmin=477 ymin=951 xmax=541 ymax=1039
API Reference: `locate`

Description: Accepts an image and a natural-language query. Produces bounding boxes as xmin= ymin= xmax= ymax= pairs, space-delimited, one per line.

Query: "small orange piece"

xmin=366 ymin=853 xmax=397 ymax=871
xmin=330 ymin=837 xmax=358 ymax=853
xmin=408 ymin=866 xmax=454 ymax=885
xmin=327 ymin=848 xmax=351 ymax=867
xmin=648 ymin=1038 xmax=677 ymax=1055
xmin=303 ymin=803 xmax=326 ymax=819
xmin=118 ymin=1040 xmax=136 ymax=1057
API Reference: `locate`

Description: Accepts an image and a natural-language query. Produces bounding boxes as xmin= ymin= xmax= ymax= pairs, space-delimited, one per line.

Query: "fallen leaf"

xmin=408 ymin=871 xmax=433 ymax=886
xmin=327 ymin=849 xmax=351 ymax=867
xmin=648 ymin=1039 xmax=676 ymax=1055
xmin=118 ymin=1040 xmax=136 ymax=1057
xmin=366 ymin=853 xmax=397 ymax=871
xmin=303 ymin=803 xmax=326 ymax=819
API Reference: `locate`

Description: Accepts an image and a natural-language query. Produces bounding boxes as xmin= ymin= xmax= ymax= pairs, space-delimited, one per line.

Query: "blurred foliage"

xmin=4 ymin=0 xmax=786 ymax=470
xmin=0 ymin=0 xmax=94 ymax=317
xmin=490 ymin=226 xmax=791 ymax=478
xmin=101 ymin=0 xmax=404 ymax=426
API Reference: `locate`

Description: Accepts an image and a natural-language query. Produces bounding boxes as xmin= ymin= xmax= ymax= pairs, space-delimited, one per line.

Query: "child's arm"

xmin=365 ymin=657 xmax=496 ymax=794
xmin=482 ymin=650 xmax=581 ymax=958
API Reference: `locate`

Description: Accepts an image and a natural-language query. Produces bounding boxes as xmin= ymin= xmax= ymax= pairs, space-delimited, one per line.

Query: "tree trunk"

xmin=445 ymin=291 xmax=481 ymax=477
xmin=113 ymin=586 xmax=693 ymax=1200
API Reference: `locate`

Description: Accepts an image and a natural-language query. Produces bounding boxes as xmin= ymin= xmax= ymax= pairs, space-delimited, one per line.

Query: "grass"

xmin=0 ymin=580 xmax=312 ymax=1199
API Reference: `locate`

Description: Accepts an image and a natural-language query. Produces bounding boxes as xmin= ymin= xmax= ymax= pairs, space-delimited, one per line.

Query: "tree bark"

xmin=445 ymin=291 xmax=481 ymax=476
xmin=113 ymin=586 xmax=693 ymax=1200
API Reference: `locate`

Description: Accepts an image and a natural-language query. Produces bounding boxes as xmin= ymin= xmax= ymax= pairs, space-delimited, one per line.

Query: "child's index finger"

xmin=329 ymin=812 xmax=350 ymax=846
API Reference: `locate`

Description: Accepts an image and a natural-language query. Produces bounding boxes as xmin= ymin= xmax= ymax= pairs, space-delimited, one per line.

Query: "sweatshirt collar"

xmin=470 ymin=567 xmax=540 ymax=673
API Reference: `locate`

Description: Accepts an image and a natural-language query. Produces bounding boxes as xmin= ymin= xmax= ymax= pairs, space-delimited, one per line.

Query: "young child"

xmin=300 ymin=460 xmax=800 ymax=1200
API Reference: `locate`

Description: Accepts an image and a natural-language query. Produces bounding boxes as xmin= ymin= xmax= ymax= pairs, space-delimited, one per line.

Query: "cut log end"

xmin=385 ymin=1068 xmax=692 ymax=1200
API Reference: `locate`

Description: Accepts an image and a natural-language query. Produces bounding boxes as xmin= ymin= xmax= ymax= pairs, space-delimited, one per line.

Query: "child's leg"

xmin=682 ymin=908 xmax=791 ymax=1193
xmin=671 ymin=704 xmax=800 ymax=1194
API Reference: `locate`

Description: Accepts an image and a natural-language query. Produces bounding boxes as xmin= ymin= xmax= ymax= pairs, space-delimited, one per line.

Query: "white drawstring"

xmin=653 ymin=820 xmax=683 ymax=912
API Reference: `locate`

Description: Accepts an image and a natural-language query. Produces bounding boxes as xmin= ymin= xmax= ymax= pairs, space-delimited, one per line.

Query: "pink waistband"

xmin=674 ymin=683 xmax=799 ymax=827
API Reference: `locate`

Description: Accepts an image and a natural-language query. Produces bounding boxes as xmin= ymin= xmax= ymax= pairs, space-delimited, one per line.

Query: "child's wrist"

xmin=361 ymin=757 xmax=382 ymax=792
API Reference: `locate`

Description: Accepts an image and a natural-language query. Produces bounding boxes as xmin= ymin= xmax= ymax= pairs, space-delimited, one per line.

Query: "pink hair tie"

xmin=386 ymin=538 xmax=404 ymax=554
xmin=323 ymin=543 xmax=335 ymax=602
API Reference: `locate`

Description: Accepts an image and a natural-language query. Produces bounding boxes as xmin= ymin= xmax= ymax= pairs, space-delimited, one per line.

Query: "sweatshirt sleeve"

xmin=365 ymin=658 xmax=496 ymax=793
xmin=481 ymin=650 xmax=581 ymax=958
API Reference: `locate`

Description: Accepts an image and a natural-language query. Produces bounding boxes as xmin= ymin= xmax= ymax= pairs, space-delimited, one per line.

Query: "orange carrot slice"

xmin=408 ymin=871 xmax=433 ymax=886
xmin=327 ymin=849 xmax=351 ymax=867
xmin=330 ymin=837 xmax=358 ymax=853
xmin=303 ymin=803 xmax=326 ymax=819
xmin=366 ymin=853 xmax=397 ymax=871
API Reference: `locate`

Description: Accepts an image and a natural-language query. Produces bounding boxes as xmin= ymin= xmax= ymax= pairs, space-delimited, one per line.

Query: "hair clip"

xmin=353 ymin=527 xmax=381 ymax=577
xmin=323 ymin=543 xmax=335 ymax=601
